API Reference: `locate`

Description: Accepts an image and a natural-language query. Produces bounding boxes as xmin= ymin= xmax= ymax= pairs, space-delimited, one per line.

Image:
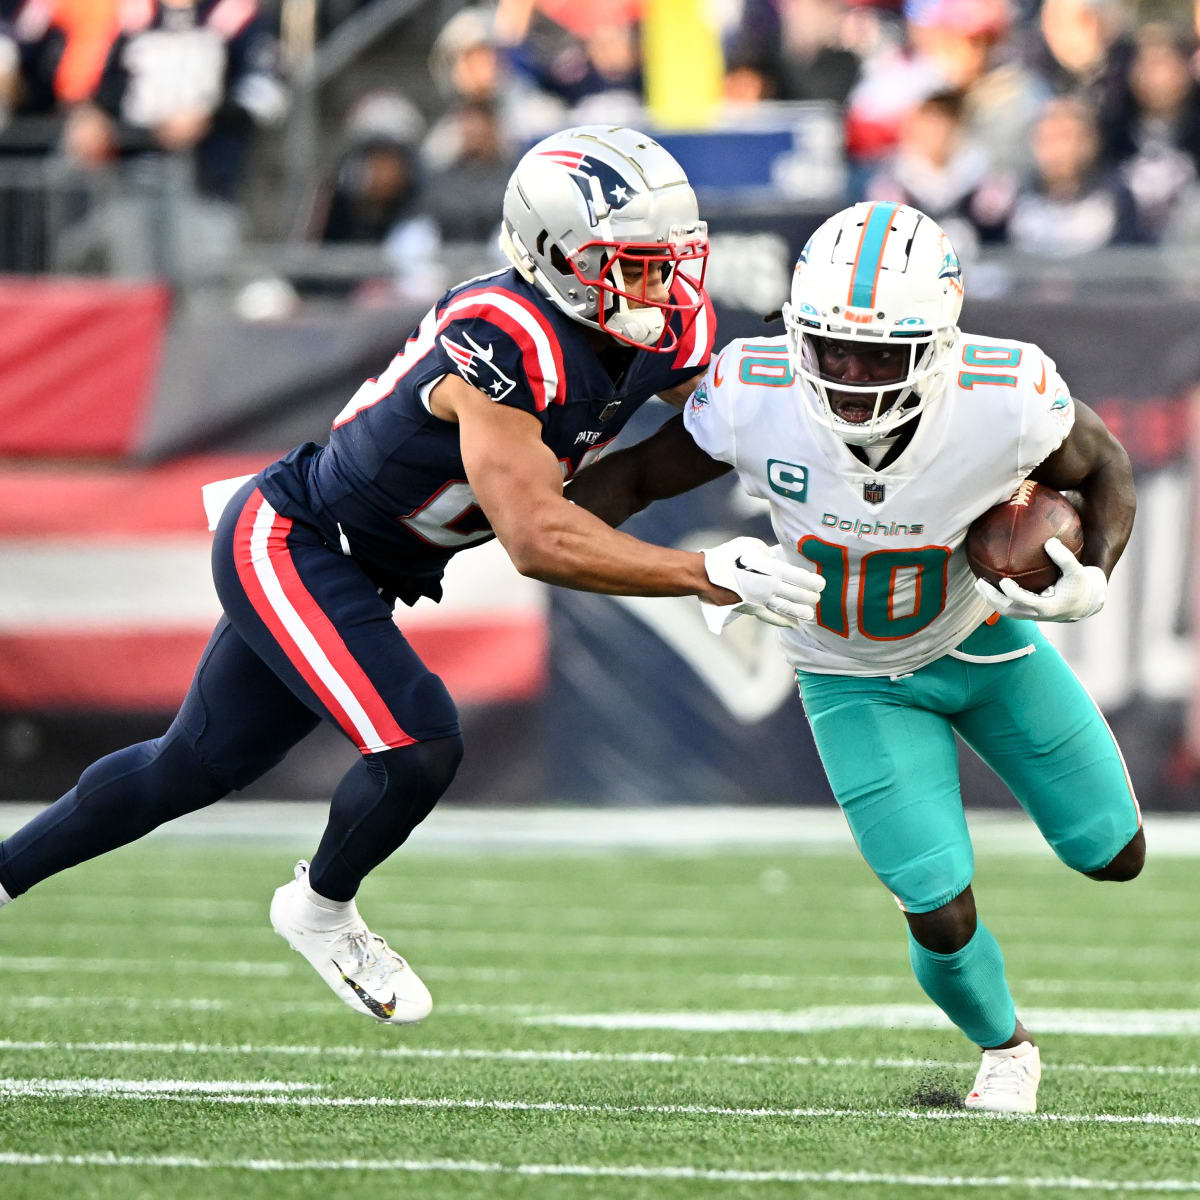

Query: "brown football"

xmin=966 ymin=481 xmax=1084 ymax=593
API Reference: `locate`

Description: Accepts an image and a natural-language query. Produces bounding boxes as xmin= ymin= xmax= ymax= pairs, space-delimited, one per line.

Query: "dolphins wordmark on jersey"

xmin=257 ymin=267 xmax=714 ymax=604
xmin=684 ymin=331 xmax=1075 ymax=676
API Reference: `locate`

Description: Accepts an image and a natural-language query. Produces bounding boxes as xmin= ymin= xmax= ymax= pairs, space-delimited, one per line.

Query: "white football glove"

xmin=701 ymin=536 xmax=825 ymax=632
xmin=973 ymin=536 xmax=1107 ymax=623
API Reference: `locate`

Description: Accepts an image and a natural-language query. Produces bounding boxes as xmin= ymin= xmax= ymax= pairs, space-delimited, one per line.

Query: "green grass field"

xmin=0 ymin=807 xmax=1197 ymax=1199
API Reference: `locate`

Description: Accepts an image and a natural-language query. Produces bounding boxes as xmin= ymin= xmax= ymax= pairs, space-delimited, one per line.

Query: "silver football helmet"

xmin=499 ymin=125 xmax=709 ymax=351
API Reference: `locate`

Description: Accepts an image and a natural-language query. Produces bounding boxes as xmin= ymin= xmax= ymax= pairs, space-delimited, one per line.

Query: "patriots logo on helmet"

xmin=537 ymin=149 xmax=639 ymax=221
xmin=440 ymin=332 xmax=516 ymax=401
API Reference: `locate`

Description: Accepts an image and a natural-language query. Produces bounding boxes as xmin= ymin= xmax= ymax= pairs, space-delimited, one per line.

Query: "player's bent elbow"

xmin=502 ymin=523 xmax=562 ymax=581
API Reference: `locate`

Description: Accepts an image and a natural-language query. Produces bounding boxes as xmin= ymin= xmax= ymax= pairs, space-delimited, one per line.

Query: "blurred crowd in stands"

xmin=3 ymin=0 xmax=1200 ymax=278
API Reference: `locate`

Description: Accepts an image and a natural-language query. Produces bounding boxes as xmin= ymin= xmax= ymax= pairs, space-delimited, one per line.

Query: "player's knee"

xmin=905 ymin=887 xmax=977 ymax=954
xmin=373 ymin=732 xmax=464 ymax=816
xmin=1085 ymin=827 xmax=1145 ymax=882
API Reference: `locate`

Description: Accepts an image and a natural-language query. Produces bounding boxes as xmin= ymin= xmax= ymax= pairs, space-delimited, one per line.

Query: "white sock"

xmin=299 ymin=869 xmax=356 ymax=930
xmin=0 ymin=881 xmax=12 ymax=909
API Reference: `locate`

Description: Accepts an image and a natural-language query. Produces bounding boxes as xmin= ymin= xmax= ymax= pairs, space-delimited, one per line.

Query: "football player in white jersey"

xmin=569 ymin=202 xmax=1141 ymax=1113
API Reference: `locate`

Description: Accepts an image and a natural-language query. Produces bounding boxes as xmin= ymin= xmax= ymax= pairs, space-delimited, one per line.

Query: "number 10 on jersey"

xmin=798 ymin=537 xmax=951 ymax=640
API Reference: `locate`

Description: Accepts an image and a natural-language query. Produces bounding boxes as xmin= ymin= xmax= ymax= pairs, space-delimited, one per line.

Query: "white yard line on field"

xmin=0 ymin=994 xmax=549 ymax=1016
xmin=1 ymin=1038 xmax=1196 ymax=1079
xmin=526 ymin=1005 xmax=1200 ymax=1037
xmin=4 ymin=990 xmax=1198 ymax=1033
xmin=0 ymin=956 xmax=291 ymax=978
xmin=0 ymin=1078 xmax=319 ymax=1095
xmin=0 ymin=928 xmax=1182 ymax=963
xmin=17 ymin=898 xmax=1195 ymax=936
xmin=0 ymin=1152 xmax=1198 ymax=1192
xmin=1 ymin=1081 xmax=1198 ymax=1128
xmin=2 ymin=948 xmax=1196 ymax=999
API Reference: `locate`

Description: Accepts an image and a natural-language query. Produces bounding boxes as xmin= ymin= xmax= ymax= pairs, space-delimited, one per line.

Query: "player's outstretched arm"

xmin=564 ymin=413 xmax=732 ymax=528
xmin=433 ymin=374 xmax=737 ymax=601
xmin=1029 ymin=399 xmax=1135 ymax=579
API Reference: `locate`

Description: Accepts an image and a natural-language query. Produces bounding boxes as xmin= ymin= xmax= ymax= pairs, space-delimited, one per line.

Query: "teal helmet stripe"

xmin=848 ymin=203 xmax=899 ymax=310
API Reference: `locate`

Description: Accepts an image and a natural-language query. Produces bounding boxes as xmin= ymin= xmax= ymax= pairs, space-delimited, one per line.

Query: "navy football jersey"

xmin=258 ymin=268 xmax=714 ymax=603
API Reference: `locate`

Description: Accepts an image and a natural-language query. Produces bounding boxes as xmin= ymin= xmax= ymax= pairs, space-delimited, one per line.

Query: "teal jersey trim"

xmin=849 ymin=202 xmax=898 ymax=309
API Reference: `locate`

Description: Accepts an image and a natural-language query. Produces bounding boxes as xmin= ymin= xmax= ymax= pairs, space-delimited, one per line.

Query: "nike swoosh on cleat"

xmin=333 ymin=961 xmax=397 ymax=1019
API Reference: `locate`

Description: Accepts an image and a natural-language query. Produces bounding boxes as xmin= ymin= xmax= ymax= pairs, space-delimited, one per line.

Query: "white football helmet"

xmin=499 ymin=125 xmax=709 ymax=352
xmin=782 ymin=202 xmax=964 ymax=445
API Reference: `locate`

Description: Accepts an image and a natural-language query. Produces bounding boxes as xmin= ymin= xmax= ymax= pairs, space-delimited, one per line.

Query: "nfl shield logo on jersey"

xmin=863 ymin=480 xmax=886 ymax=505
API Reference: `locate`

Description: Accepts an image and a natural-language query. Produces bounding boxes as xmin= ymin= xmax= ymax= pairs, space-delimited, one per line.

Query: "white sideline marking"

xmin=527 ymin=1005 xmax=1200 ymax=1037
xmin=0 ymin=1153 xmax=1198 ymax=1192
xmin=5 ymin=804 xmax=1200 ymax=856
xmin=1 ymin=1081 xmax=1198 ymax=1128
xmin=1 ymin=1039 xmax=1196 ymax=1079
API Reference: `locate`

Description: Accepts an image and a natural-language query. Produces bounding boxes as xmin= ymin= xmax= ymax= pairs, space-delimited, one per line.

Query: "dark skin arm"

xmin=564 ymin=411 xmax=732 ymax=528
xmin=430 ymin=373 xmax=736 ymax=601
xmin=1030 ymin=399 xmax=1136 ymax=577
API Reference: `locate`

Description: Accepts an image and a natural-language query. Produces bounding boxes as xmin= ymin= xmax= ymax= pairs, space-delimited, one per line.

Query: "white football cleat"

xmin=269 ymin=860 xmax=432 ymax=1023
xmin=965 ymin=1041 xmax=1041 ymax=1113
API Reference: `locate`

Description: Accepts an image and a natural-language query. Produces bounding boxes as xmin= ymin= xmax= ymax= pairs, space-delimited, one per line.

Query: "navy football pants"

xmin=0 ymin=481 xmax=463 ymax=902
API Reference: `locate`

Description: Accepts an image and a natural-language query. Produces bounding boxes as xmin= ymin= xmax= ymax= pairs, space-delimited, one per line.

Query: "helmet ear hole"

xmin=548 ymin=243 xmax=573 ymax=276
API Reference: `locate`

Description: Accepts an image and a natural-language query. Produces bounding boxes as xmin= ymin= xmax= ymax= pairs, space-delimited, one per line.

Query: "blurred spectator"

xmin=1004 ymin=95 xmax=1143 ymax=256
xmin=302 ymin=91 xmax=440 ymax=292
xmin=865 ymin=90 xmax=1009 ymax=251
xmin=1035 ymin=0 xmax=1135 ymax=163
xmin=424 ymin=99 xmax=516 ymax=243
xmin=722 ymin=40 xmax=778 ymax=105
xmin=497 ymin=0 xmax=643 ymax=122
xmin=843 ymin=22 xmax=943 ymax=167
xmin=3 ymin=0 xmax=120 ymax=115
xmin=771 ymin=0 xmax=863 ymax=104
xmin=422 ymin=6 xmax=557 ymax=171
xmin=1116 ymin=24 xmax=1200 ymax=240
xmin=63 ymin=0 xmax=287 ymax=203
xmin=429 ymin=4 xmax=502 ymax=106
xmin=909 ymin=0 xmax=1047 ymax=173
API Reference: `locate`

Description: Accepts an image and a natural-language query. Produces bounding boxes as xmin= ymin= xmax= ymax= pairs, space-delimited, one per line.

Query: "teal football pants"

xmin=797 ymin=617 xmax=1141 ymax=913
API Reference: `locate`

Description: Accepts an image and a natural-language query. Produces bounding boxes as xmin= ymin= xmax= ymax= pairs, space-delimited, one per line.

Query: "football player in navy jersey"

xmin=0 ymin=126 xmax=824 ymax=1024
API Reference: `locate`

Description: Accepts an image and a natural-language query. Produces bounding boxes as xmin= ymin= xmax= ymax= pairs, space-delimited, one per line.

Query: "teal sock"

xmin=908 ymin=922 xmax=1016 ymax=1047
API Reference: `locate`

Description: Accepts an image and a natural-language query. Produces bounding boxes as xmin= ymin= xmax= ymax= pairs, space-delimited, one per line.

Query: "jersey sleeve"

xmin=1017 ymin=348 xmax=1076 ymax=474
xmin=681 ymin=342 xmax=739 ymax=466
xmin=426 ymin=300 xmax=567 ymax=421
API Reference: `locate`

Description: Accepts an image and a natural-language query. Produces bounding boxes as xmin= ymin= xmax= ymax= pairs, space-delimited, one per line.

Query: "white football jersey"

xmin=683 ymin=331 xmax=1075 ymax=676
